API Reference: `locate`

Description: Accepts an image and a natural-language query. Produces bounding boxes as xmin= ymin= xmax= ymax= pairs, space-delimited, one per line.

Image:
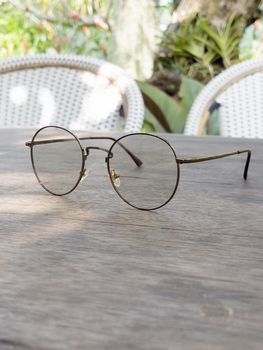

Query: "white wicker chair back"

xmin=184 ymin=58 xmax=263 ymax=138
xmin=0 ymin=55 xmax=144 ymax=132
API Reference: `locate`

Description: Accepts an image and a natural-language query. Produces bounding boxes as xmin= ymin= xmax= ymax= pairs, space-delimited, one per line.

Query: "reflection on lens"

xmin=108 ymin=134 xmax=179 ymax=210
xmin=32 ymin=126 xmax=84 ymax=195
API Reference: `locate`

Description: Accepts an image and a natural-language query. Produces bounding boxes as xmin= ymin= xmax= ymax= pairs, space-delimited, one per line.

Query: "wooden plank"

xmin=0 ymin=129 xmax=263 ymax=350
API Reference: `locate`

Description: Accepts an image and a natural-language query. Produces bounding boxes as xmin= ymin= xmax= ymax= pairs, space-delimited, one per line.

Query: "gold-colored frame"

xmin=26 ymin=126 xmax=251 ymax=210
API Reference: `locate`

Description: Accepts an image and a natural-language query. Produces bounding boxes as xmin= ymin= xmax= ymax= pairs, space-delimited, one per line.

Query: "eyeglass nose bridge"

xmin=85 ymin=146 xmax=113 ymax=161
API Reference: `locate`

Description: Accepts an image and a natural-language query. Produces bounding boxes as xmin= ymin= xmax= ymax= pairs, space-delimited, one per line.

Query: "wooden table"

xmin=0 ymin=129 xmax=262 ymax=350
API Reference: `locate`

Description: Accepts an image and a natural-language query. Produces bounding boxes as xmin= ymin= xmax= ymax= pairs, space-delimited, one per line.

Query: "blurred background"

xmin=1 ymin=0 xmax=263 ymax=133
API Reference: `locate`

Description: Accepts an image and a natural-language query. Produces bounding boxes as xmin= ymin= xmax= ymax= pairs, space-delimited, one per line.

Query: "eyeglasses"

xmin=25 ymin=126 xmax=251 ymax=211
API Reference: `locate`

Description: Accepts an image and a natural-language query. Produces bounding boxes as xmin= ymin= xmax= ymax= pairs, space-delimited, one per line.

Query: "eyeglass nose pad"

xmin=80 ymin=169 xmax=89 ymax=183
xmin=110 ymin=169 xmax=120 ymax=187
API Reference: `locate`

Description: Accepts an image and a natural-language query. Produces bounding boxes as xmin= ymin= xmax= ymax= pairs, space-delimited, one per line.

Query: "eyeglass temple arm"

xmin=176 ymin=149 xmax=251 ymax=180
xmin=25 ymin=136 xmax=143 ymax=167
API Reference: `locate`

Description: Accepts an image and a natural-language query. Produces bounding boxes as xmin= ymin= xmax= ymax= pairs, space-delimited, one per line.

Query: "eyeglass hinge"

xmin=176 ymin=158 xmax=185 ymax=164
xmin=25 ymin=142 xmax=32 ymax=147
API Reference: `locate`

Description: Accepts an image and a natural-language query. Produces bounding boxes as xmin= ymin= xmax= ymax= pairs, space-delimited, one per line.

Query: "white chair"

xmin=184 ymin=58 xmax=263 ymax=138
xmin=0 ymin=54 xmax=144 ymax=132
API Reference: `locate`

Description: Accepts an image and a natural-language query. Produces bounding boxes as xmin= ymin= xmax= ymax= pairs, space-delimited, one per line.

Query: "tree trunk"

xmin=171 ymin=0 xmax=260 ymax=28
xmin=112 ymin=0 xmax=160 ymax=80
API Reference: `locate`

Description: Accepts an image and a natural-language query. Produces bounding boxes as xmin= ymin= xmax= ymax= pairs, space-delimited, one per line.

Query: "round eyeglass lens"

xmin=31 ymin=126 xmax=84 ymax=195
xmin=107 ymin=134 xmax=179 ymax=210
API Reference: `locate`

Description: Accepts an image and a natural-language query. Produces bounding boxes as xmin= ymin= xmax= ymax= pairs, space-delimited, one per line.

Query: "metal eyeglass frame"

xmin=26 ymin=126 xmax=251 ymax=211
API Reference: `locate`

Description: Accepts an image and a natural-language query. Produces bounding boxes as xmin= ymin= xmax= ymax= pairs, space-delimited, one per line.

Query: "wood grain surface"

xmin=0 ymin=129 xmax=262 ymax=350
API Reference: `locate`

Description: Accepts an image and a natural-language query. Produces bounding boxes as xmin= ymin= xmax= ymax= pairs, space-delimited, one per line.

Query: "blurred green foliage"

xmin=155 ymin=14 xmax=245 ymax=83
xmin=0 ymin=3 xmax=53 ymax=56
xmin=151 ymin=12 xmax=247 ymax=134
xmin=0 ymin=1 xmax=113 ymax=58
xmin=239 ymin=18 xmax=263 ymax=60
xmin=139 ymin=76 xmax=204 ymax=132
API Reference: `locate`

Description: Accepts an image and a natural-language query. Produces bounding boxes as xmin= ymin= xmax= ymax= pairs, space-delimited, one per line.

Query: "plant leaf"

xmin=138 ymin=77 xmax=204 ymax=133
xmin=138 ymin=81 xmax=185 ymax=133
xmin=178 ymin=76 xmax=204 ymax=115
